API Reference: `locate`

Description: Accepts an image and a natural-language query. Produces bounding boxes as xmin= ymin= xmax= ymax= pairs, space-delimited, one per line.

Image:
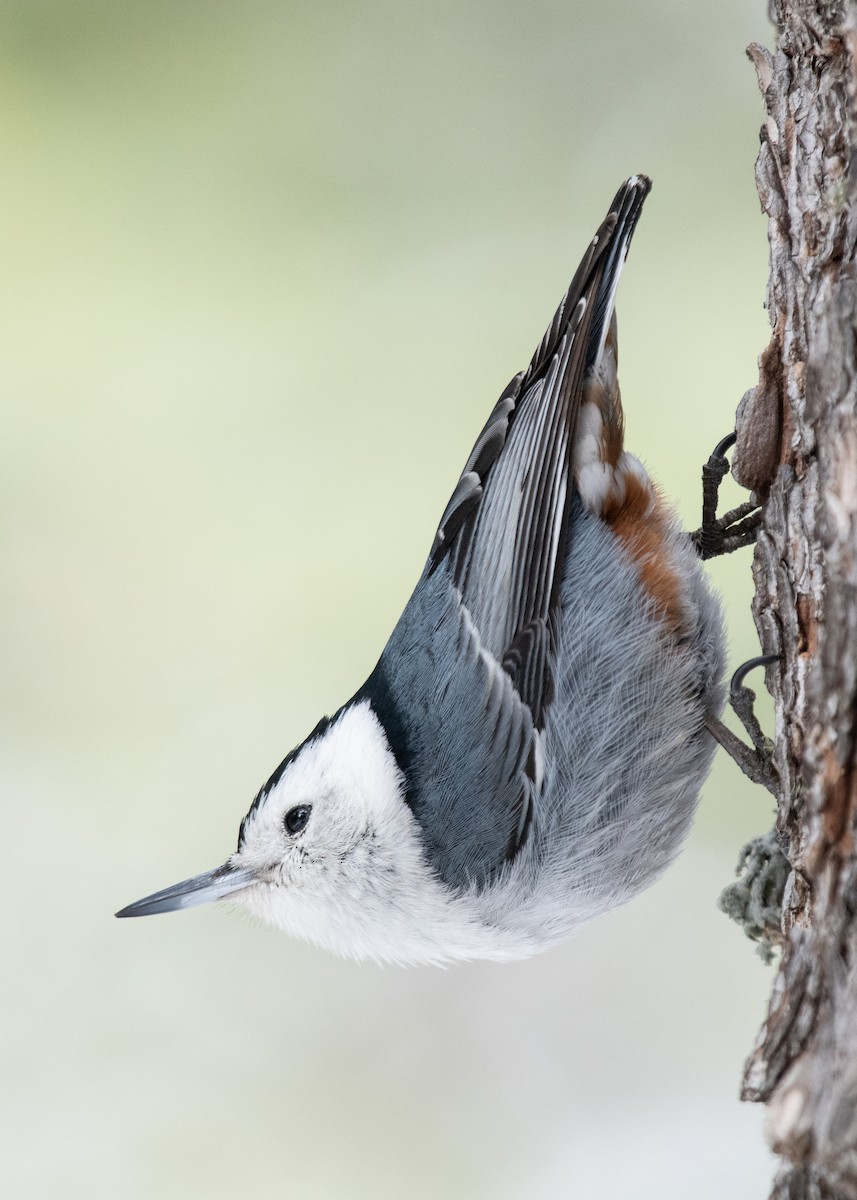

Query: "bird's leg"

xmin=729 ymin=654 xmax=780 ymax=758
xmin=707 ymin=654 xmax=781 ymax=795
xmin=690 ymin=432 xmax=762 ymax=560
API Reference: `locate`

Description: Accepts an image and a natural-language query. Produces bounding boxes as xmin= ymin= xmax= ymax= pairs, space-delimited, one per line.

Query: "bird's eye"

xmin=284 ymin=805 xmax=312 ymax=835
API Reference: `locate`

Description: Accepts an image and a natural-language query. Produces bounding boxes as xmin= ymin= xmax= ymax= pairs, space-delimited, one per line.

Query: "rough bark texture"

xmin=732 ymin=2 xmax=857 ymax=1196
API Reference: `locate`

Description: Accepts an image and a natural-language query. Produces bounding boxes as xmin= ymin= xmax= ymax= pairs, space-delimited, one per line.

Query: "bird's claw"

xmin=707 ymin=654 xmax=781 ymax=795
xmin=691 ymin=431 xmax=763 ymax=560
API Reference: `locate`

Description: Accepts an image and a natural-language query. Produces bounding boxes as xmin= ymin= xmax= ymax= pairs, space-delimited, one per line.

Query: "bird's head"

xmin=116 ymin=701 xmax=439 ymax=960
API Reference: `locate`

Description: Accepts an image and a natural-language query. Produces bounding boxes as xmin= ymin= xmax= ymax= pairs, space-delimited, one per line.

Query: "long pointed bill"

xmin=115 ymin=863 xmax=256 ymax=918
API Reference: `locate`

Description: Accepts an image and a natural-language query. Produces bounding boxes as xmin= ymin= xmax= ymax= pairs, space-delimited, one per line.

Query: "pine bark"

xmin=731 ymin=2 xmax=857 ymax=1195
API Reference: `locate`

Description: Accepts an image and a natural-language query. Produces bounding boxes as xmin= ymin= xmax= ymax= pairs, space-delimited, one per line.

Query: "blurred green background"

xmin=2 ymin=1 xmax=780 ymax=1197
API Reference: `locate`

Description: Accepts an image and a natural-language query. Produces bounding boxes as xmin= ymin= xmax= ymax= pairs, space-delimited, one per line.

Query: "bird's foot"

xmin=707 ymin=654 xmax=781 ymax=795
xmin=690 ymin=432 xmax=762 ymax=560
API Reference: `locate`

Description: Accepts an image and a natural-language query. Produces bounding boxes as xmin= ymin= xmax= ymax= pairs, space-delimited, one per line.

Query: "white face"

xmin=235 ymin=708 xmax=383 ymax=881
xmin=226 ymin=701 xmax=441 ymax=959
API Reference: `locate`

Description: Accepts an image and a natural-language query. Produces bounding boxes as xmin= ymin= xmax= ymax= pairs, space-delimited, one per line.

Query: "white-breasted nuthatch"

xmin=117 ymin=176 xmax=724 ymax=963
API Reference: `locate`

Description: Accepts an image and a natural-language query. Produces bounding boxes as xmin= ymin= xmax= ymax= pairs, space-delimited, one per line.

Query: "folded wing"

xmin=369 ymin=177 xmax=651 ymax=890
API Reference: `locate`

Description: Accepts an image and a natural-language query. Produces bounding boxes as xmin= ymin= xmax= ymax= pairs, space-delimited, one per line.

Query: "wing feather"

xmin=428 ymin=177 xmax=651 ymax=732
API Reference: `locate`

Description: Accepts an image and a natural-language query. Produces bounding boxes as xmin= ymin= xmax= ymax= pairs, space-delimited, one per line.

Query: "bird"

xmin=117 ymin=176 xmax=724 ymax=964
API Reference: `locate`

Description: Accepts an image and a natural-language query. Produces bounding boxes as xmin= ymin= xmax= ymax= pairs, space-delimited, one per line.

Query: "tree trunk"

xmin=729 ymin=1 xmax=857 ymax=1195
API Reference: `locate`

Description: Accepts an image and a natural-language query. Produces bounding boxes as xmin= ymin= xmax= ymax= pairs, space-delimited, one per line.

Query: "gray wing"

xmin=366 ymin=178 xmax=651 ymax=890
xmin=362 ymin=564 xmax=538 ymax=891
xmin=429 ymin=177 xmax=651 ymax=729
